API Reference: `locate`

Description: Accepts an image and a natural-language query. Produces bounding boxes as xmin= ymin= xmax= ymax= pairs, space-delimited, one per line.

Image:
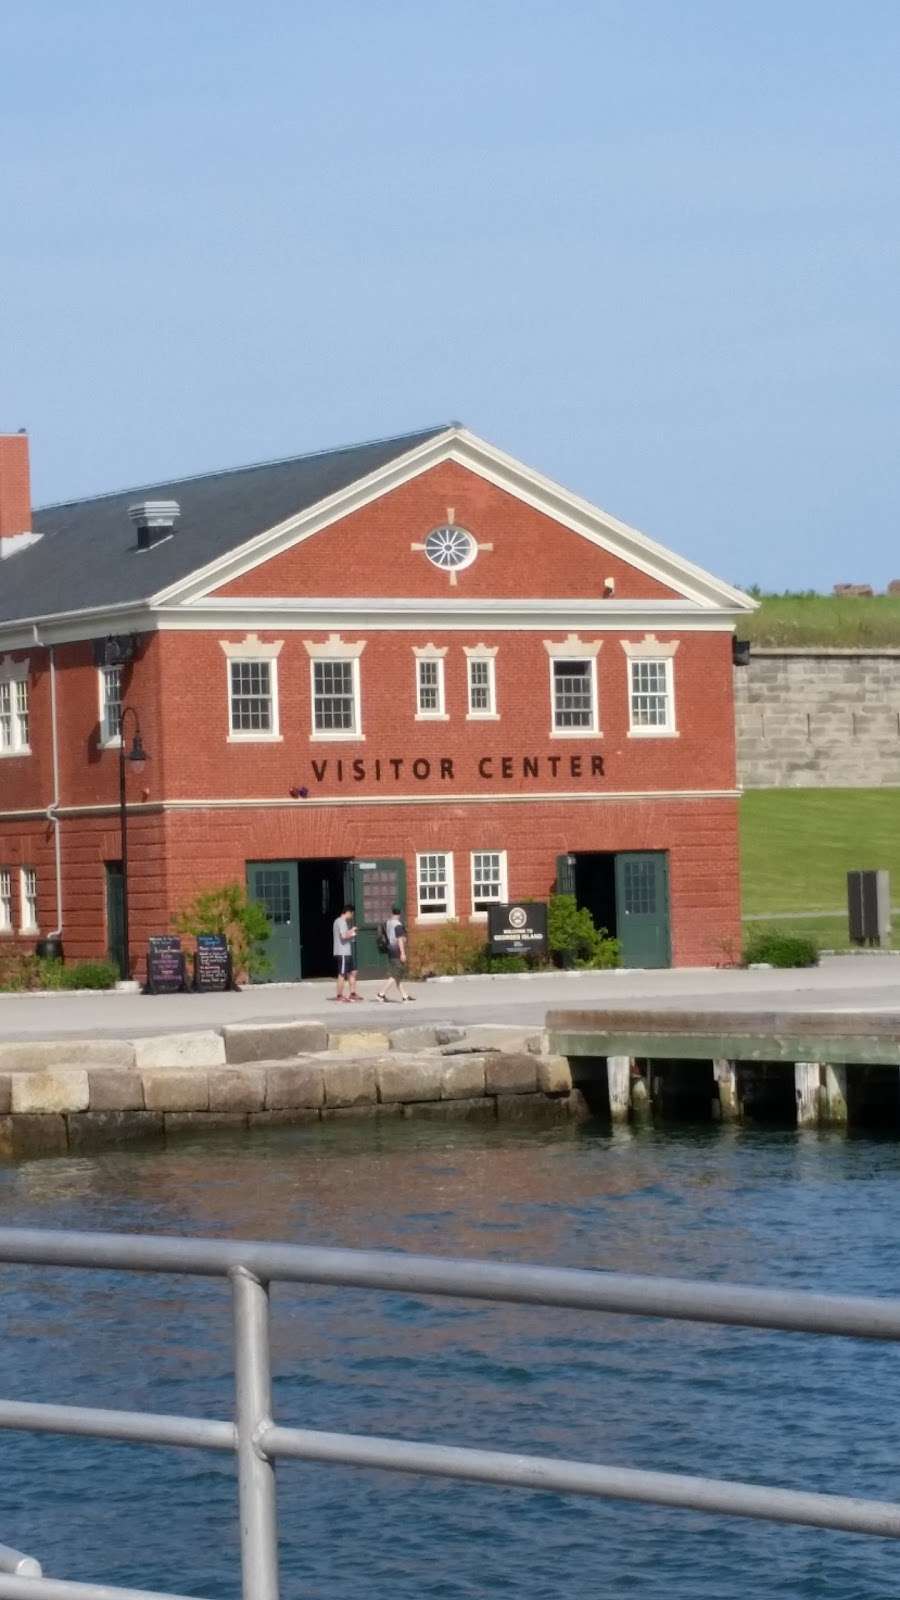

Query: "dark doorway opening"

xmin=572 ymin=853 xmax=618 ymax=941
xmin=297 ymin=858 xmax=350 ymax=979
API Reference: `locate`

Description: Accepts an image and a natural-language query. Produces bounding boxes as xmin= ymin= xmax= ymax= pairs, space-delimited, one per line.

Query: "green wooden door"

xmin=615 ymin=852 xmax=671 ymax=969
xmin=105 ymin=862 xmax=125 ymax=979
xmin=247 ymin=861 xmax=301 ymax=982
xmin=346 ymin=858 xmax=407 ymax=977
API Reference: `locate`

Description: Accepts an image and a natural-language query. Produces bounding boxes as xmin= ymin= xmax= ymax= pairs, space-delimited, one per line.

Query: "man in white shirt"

xmin=332 ymin=903 xmax=361 ymax=1003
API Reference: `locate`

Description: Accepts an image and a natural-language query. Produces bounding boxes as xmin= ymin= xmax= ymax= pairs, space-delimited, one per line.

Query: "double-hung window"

xmin=230 ymin=660 xmax=275 ymax=736
xmin=551 ymin=660 xmax=596 ymax=731
xmin=313 ymin=660 xmax=358 ymax=735
xmin=0 ymin=675 xmax=30 ymax=755
xmin=471 ymin=851 xmax=507 ymax=914
xmin=20 ymin=867 xmax=38 ymax=933
xmin=415 ymin=651 xmax=446 ymax=719
xmin=0 ymin=870 xmax=12 ymax=933
xmin=466 ymin=651 xmax=497 ymax=719
xmin=100 ymin=666 xmax=123 ymax=744
xmin=417 ymin=852 xmax=454 ymax=918
xmin=623 ymin=638 xmax=678 ymax=736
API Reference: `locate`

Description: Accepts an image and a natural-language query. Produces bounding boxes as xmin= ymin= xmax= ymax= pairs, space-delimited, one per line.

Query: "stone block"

xmin=441 ymin=1057 xmax=487 ymax=1100
xmin=402 ymin=1096 xmax=496 ymax=1122
xmin=0 ymin=1074 xmax=10 ymax=1114
xmin=12 ymin=1070 xmax=90 ymax=1114
xmin=376 ymin=1054 xmax=445 ymax=1103
xmin=484 ymin=1054 xmax=538 ymax=1095
xmin=329 ymin=1031 xmax=391 ymax=1056
xmin=249 ymin=1108 xmax=321 ymax=1128
xmin=209 ymin=1069 xmax=267 ymax=1113
xmin=222 ymin=1021 xmax=328 ymax=1063
xmin=7 ymin=1114 xmax=68 ymax=1158
xmin=165 ymin=1112 xmax=249 ymax=1136
xmin=496 ymin=1092 xmax=571 ymax=1123
xmin=265 ymin=1064 xmax=325 ymax=1110
xmin=133 ymin=1032 xmax=226 ymax=1070
xmin=0 ymin=1039 xmax=135 ymax=1071
xmin=537 ymin=1055 xmax=572 ymax=1096
xmin=322 ymin=1102 xmax=404 ymax=1119
xmin=66 ymin=1111 xmax=164 ymax=1150
xmin=388 ymin=1025 xmax=465 ymax=1052
xmin=89 ymin=1070 xmax=144 ymax=1111
xmin=323 ymin=1061 xmax=378 ymax=1107
xmin=455 ymin=1026 xmax=542 ymax=1055
xmin=141 ymin=1071 xmax=210 ymax=1112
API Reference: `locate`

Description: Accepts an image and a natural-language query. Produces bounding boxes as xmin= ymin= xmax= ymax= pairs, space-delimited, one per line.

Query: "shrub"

xmin=174 ymin=883 xmax=272 ymax=980
xmin=61 ymin=959 xmax=120 ymax=990
xmin=406 ymin=920 xmax=484 ymax=978
xmin=548 ymin=894 xmax=620 ymax=968
xmin=483 ymin=953 xmax=529 ymax=974
xmin=0 ymin=954 xmax=120 ymax=991
xmin=742 ymin=930 xmax=819 ymax=968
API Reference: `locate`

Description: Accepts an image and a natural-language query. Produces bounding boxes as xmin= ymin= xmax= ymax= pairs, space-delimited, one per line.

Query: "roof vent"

xmin=129 ymin=499 xmax=180 ymax=551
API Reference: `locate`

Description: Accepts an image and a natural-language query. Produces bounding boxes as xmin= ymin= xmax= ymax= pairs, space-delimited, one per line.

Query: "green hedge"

xmin=742 ymin=930 xmax=819 ymax=968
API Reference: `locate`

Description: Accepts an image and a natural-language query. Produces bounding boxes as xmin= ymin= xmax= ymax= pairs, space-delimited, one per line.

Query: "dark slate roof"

xmin=0 ymin=424 xmax=451 ymax=626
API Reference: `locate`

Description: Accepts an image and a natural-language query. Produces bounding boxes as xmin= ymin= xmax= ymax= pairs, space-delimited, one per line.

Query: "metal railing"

xmin=1 ymin=1227 xmax=899 ymax=1600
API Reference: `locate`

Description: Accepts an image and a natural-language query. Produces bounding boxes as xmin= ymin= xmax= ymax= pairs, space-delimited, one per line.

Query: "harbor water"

xmin=2 ymin=1118 xmax=900 ymax=1599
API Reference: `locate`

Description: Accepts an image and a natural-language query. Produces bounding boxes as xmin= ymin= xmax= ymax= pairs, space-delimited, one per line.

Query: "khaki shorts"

xmin=388 ymin=955 xmax=407 ymax=979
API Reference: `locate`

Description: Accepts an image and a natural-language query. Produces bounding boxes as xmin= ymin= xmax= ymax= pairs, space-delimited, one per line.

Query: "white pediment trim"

xmin=148 ymin=427 xmax=755 ymax=614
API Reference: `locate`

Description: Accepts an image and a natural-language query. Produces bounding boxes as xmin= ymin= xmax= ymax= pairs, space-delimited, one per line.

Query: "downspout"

xmin=33 ymin=625 xmax=63 ymax=940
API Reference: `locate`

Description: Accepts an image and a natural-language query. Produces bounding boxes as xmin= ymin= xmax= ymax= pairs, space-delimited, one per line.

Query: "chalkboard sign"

xmin=145 ymin=935 xmax=187 ymax=995
xmin=488 ymin=902 xmax=548 ymax=959
xmin=194 ymin=933 xmax=233 ymax=992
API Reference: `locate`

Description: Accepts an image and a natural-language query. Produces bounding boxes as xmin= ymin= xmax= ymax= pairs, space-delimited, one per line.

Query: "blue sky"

xmin=2 ymin=1 xmax=898 ymax=591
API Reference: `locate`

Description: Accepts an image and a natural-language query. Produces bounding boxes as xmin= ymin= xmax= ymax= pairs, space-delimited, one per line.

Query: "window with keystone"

xmin=466 ymin=652 xmax=497 ymax=718
xmin=622 ymin=637 xmax=679 ymax=736
xmin=304 ymin=635 xmax=365 ymax=740
xmin=414 ymin=650 xmax=447 ymax=719
xmin=230 ymin=660 xmax=274 ymax=734
xmin=545 ymin=636 xmax=601 ymax=736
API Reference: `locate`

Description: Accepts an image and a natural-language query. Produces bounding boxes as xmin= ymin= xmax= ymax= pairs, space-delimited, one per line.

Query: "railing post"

xmin=230 ymin=1266 xmax=279 ymax=1600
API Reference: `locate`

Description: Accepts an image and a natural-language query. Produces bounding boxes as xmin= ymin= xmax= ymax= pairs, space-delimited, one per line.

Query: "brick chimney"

xmin=0 ymin=431 xmax=39 ymax=559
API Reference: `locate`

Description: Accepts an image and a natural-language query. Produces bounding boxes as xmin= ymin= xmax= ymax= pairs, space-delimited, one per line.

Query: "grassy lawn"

xmin=744 ymin=594 xmax=900 ymax=648
xmin=740 ymin=789 xmax=900 ymax=948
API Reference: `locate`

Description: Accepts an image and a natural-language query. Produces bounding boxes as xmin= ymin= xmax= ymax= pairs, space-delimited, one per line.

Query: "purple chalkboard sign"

xmin=146 ymin=935 xmax=188 ymax=995
xmin=194 ymin=933 xmax=233 ymax=992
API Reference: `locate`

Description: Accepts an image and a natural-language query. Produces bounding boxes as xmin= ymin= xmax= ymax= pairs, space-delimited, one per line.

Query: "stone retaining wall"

xmin=0 ymin=1022 xmax=582 ymax=1159
xmin=735 ymin=650 xmax=900 ymax=788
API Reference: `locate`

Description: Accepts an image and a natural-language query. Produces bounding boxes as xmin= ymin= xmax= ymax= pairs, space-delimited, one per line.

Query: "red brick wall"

xmin=212 ymin=462 xmax=683 ymax=601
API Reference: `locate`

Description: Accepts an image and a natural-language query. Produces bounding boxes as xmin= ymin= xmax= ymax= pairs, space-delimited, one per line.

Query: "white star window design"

xmin=411 ymin=507 xmax=493 ymax=585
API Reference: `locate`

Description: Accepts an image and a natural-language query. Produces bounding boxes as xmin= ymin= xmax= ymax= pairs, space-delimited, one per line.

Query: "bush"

xmin=742 ymin=930 xmax=820 ymax=968
xmin=483 ymin=953 xmax=530 ymax=974
xmin=61 ymin=959 xmax=120 ymax=990
xmin=0 ymin=953 xmax=120 ymax=991
xmin=173 ymin=883 xmax=272 ymax=980
xmin=548 ymin=894 xmax=621 ymax=969
xmin=407 ymin=920 xmax=485 ymax=978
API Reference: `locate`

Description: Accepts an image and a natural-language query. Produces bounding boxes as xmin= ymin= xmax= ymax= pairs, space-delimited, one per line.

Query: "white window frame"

xmin=413 ymin=645 xmax=448 ymax=721
xmin=98 ymin=665 xmax=123 ymax=747
xmin=469 ymin=850 xmax=508 ymax=919
xmin=544 ymin=636 xmax=602 ymax=738
xmin=416 ymin=851 xmax=455 ymax=921
xmin=622 ymin=636 xmax=679 ymax=738
xmin=220 ymin=635 xmax=284 ymax=744
xmin=304 ymin=635 xmax=366 ymax=742
xmin=465 ymin=646 xmax=498 ymax=721
xmin=19 ymin=867 xmax=38 ymax=934
xmin=0 ymin=656 xmax=31 ymax=757
xmin=0 ymin=869 xmax=12 ymax=934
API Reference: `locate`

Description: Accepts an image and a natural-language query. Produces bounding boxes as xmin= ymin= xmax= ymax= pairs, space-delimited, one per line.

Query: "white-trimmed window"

xmin=229 ymin=660 xmax=276 ymax=736
xmin=0 ymin=870 xmax=12 ymax=933
xmin=545 ymin=636 xmax=601 ymax=736
xmin=99 ymin=666 xmax=123 ymax=745
xmin=417 ymin=852 xmax=454 ymax=919
xmin=622 ymin=637 xmax=679 ymax=737
xmin=20 ymin=867 xmax=38 ymax=933
xmin=466 ymin=649 xmax=498 ymax=719
xmin=0 ymin=675 xmax=30 ymax=755
xmin=414 ymin=647 xmax=447 ymax=720
xmin=220 ymin=635 xmax=284 ymax=743
xmin=304 ymin=635 xmax=365 ymax=740
xmin=471 ymin=851 xmax=507 ymax=914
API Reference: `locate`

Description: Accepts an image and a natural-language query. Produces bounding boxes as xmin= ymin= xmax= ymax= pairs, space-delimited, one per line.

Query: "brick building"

xmin=0 ymin=424 xmax=753 ymax=978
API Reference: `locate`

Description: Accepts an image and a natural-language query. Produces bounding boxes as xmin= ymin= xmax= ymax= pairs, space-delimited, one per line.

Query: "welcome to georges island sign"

xmin=303 ymin=750 xmax=606 ymax=786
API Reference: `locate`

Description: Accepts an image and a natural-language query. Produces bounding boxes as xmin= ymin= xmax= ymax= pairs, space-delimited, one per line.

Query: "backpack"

xmin=376 ymin=921 xmax=390 ymax=954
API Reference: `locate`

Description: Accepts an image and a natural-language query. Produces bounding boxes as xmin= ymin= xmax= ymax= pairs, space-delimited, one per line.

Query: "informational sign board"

xmin=487 ymin=902 xmax=548 ymax=959
xmin=145 ymin=935 xmax=187 ymax=995
xmin=194 ymin=933 xmax=233 ymax=992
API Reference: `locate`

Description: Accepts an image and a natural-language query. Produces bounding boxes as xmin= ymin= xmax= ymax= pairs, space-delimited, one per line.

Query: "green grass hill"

xmin=742 ymin=593 xmax=900 ymax=649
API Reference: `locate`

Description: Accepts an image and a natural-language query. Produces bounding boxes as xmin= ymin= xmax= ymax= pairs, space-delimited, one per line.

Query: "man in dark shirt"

xmin=376 ymin=905 xmax=414 ymax=1003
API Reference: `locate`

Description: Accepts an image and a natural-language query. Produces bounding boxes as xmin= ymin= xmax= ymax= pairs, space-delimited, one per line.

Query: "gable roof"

xmin=0 ymin=424 xmax=451 ymax=626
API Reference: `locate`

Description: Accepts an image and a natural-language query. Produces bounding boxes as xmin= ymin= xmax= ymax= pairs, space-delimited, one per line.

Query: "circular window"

xmin=423 ymin=525 xmax=477 ymax=572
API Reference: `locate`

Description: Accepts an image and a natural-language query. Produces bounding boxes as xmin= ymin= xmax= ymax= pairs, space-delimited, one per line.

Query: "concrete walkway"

xmin=0 ymin=955 xmax=897 ymax=1040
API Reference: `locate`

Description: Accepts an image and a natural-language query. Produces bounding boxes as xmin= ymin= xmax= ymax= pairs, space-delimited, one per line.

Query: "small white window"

xmin=0 ymin=677 xmax=30 ymax=755
xmin=467 ymin=656 xmax=497 ymax=719
xmin=417 ymin=852 xmax=454 ymax=918
xmin=311 ymin=658 xmax=361 ymax=739
xmin=0 ymin=869 xmax=12 ymax=932
xmin=551 ymin=659 xmax=597 ymax=733
xmin=229 ymin=659 xmax=278 ymax=738
xmin=629 ymin=658 xmax=676 ymax=735
xmin=416 ymin=656 xmax=445 ymax=718
xmin=20 ymin=867 xmax=38 ymax=932
xmin=471 ymin=851 xmax=507 ymax=914
xmin=99 ymin=666 xmax=123 ymax=744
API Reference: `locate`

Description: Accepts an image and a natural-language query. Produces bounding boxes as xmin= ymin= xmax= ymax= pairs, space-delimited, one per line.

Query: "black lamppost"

xmin=118 ymin=707 xmax=149 ymax=981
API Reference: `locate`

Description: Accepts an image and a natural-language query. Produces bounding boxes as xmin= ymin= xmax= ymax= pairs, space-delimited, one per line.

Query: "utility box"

xmin=847 ymin=870 xmax=891 ymax=947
